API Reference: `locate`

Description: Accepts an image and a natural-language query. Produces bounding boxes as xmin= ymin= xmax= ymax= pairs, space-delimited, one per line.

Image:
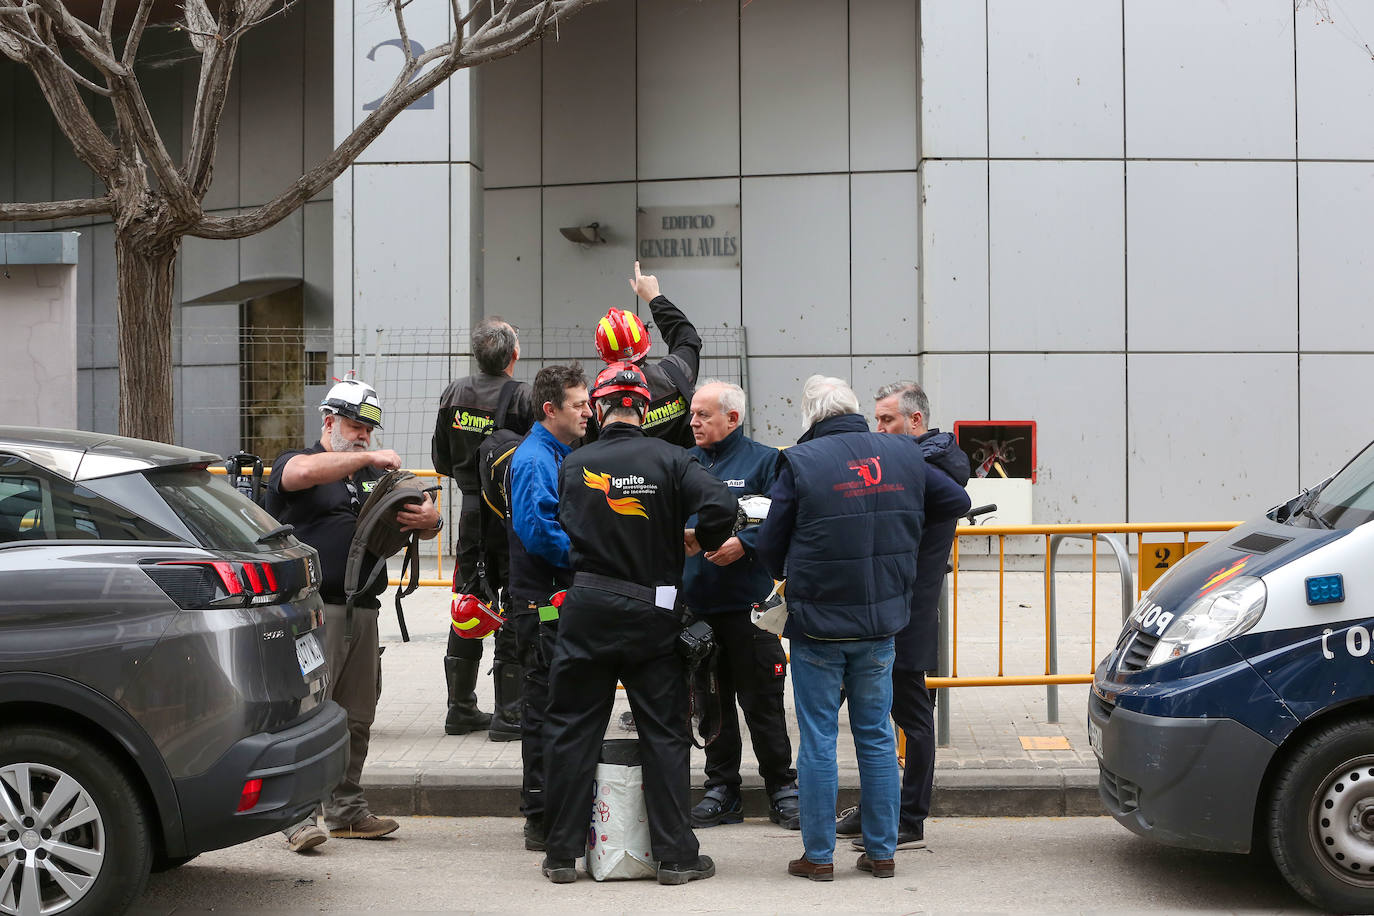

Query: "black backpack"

xmin=344 ymin=469 xmax=440 ymax=642
xmin=476 ymin=380 xmax=524 ymax=525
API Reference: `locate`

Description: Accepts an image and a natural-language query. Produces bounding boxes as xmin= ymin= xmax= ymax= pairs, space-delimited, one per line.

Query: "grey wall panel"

xmin=740 ymin=0 xmax=848 ymax=175
xmin=352 ymin=0 xmax=452 ymax=164
xmin=13 ymin=75 xmax=54 ymax=230
xmin=746 ymin=355 xmax=852 ymax=447
xmin=920 ymin=160 xmax=988 ymax=352
xmin=919 ymin=353 xmax=989 ymax=428
xmin=90 ymin=224 xmax=117 ymax=370
xmin=989 ymin=161 xmax=1124 ymax=351
xmin=849 ymin=0 xmax=917 ymax=171
xmin=181 ymin=234 xmax=242 ymax=304
xmin=51 ymin=133 xmax=96 ymax=230
xmin=1296 ymin=4 xmax=1374 ymax=159
xmin=1126 ymin=161 xmax=1295 ymax=352
xmin=450 ymin=163 xmax=480 ymax=333
xmin=851 ymin=172 xmax=918 ymax=354
xmin=992 ymin=353 xmax=1126 ymax=523
xmin=240 ymin=7 xmax=305 ymax=207
xmin=988 ymin=0 xmax=1123 ymax=158
xmin=1128 ymin=353 xmax=1297 ymax=521
xmin=240 ymin=209 xmax=304 ymax=280
xmin=197 ymin=62 xmax=242 ymax=214
xmin=1298 ymin=163 xmax=1374 ymax=352
xmin=352 ymin=164 xmax=451 ymax=328
xmin=852 ymin=356 xmax=920 ymax=412
xmin=541 ymin=182 xmax=637 ymax=331
xmin=741 ymin=174 xmax=850 ymax=356
xmin=77 ymin=369 xmax=92 ymax=431
xmin=542 ymin=0 xmax=635 ymax=185
xmin=180 ymin=303 xmax=239 ymax=366
xmin=637 ymin=0 xmax=739 ymax=181
xmin=75 ymin=230 xmax=93 ymax=369
xmin=179 ymin=364 xmax=239 ymax=455
xmin=304 ymin=0 xmax=335 ymax=199
xmin=636 ymin=178 xmax=741 ymax=331
xmin=449 ymin=69 xmax=477 ymax=168
xmin=484 ymin=188 xmax=543 ymax=337
xmin=0 ymin=64 xmax=14 ymax=231
xmin=91 ymin=367 xmax=118 ymax=434
xmin=481 ymin=44 xmax=542 ymax=189
xmin=304 ymin=199 xmax=333 ymax=330
xmin=1124 ymin=0 xmax=1294 ymax=159
xmin=1300 ymin=355 xmax=1374 ymax=486
xmin=920 ymin=0 xmax=987 ymax=158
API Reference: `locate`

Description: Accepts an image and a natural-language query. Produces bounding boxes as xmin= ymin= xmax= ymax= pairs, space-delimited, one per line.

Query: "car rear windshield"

xmin=1307 ymin=444 xmax=1374 ymax=529
xmin=148 ymin=467 xmax=288 ymax=553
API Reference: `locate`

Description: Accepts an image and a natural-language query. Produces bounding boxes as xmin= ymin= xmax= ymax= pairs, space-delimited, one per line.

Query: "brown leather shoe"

xmin=788 ymin=856 xmax=834 ymax=881
xmin=328 ymin=815 xmax=399 ymax=839
xmin=856 ymin=853 xmax=895 ymax=878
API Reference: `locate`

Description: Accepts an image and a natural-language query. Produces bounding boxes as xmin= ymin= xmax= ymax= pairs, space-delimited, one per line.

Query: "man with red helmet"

xmin=592 ymin=262 xmax=702 ymax=449
xmin=539 ymin=361 xmax=736 ymax=886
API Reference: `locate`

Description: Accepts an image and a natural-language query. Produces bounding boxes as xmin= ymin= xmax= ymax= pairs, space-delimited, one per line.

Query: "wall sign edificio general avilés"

xmin=636 ymin=205 xmax=740 ymax=269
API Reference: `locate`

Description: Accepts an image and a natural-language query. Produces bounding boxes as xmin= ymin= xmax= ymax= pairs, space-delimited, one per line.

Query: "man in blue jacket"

xmin=756 ymin=376 xmax=969 ymax=882
xmin=682 ymin=381 xmax=800 ymax=830
xmin=507 ymin=364 xmax=592 ymax=852
xmin=838 ymin=381 xmax=972 ymax=853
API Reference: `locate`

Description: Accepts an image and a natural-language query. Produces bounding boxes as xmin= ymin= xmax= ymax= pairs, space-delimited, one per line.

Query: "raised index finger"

xmin=634 ymin=260 xmax=642 ymax=282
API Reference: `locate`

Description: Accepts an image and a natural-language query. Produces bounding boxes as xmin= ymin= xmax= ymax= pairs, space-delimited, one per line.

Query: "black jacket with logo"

xmin=557 ymin=422 xmax=735 ymax=590
xmin=638 ymin=295 xmax=702 ymax=449
xmin=432 ymin=371 xmax=535 ymax=493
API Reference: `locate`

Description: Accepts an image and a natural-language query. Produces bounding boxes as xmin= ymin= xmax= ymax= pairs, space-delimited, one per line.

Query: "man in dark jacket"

xmin=432 ymin=317 xmax=535 ymax=740
xmin=838 ymin=381 xmax=972 ymax=853
xmin=593 ymin=262 xmax=702 ymax=448
xmin=682 ymin=381 xmax=800 ymax=830
xmin=540 ymin=362 xmax=736 ymax=886
xmin=506 ymin=364 xmax=591 ymax=852
xmin=755 ymin=376 xmax=969 ymax=883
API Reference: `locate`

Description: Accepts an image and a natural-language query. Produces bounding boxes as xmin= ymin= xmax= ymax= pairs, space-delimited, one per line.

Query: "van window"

xmin=1308 ymin=444 xmax=1374 ymax=528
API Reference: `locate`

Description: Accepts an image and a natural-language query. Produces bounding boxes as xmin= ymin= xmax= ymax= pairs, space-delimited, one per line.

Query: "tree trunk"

xmin=114 ymin=231 xmax=178 ymax=443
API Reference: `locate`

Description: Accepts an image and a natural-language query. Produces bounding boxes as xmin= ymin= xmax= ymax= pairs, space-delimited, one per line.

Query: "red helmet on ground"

xmin=451 ymin=592 xmax=504 ymax=639
xmin=595 ymin=308 xmax=652 ymax=363
xmin=591 ymin=361 xmax=651 ymax=410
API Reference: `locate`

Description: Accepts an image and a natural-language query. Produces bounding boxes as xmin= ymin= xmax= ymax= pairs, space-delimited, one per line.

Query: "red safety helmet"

xmin=591 ymin=361 xmax=651 ymax=411
xmin=451 ymin=592 xmax=504 ymax=639
xmin=595 ymin=308 xmax=652 ymax=364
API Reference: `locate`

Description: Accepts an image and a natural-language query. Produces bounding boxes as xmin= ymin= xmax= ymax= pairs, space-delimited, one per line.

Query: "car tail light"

xmin=144 ymin=560 xmax=288 ymax=609
xmin=236 ymin=778 xmax=263 ymax=812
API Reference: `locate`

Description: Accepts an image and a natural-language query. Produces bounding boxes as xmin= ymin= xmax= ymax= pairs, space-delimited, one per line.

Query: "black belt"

xmin=573 ymin=572 xmax=664 ymax=607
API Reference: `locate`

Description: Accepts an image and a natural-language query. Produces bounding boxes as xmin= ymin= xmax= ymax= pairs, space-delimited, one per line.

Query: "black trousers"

xmin=890 ymin=668 xmax=936 ymax=833
xmin=696 ymin=610 xmax=795 ymax=793
xmin=543 ymin=586 xmax=697 ymax=864
xmin=511 ymin=610 xmax=558 ymax=819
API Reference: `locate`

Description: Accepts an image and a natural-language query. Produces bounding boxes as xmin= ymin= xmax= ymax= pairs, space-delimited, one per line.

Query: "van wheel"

xmin=0 ymin=727 xmax=152 ymax=915
xmin=1269 ymin=716 xmax=1374 ymax=912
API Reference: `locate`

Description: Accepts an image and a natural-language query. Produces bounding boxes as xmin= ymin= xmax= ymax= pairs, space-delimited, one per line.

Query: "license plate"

xmin=1087 ymin=718 xmax=1103 ymax=759
xmin=296 ymin=633 xmax=325 ymax=677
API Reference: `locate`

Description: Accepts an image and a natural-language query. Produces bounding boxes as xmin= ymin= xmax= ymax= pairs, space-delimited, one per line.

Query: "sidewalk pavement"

xmin=363 ymin=569 xmax=1122 ymax=819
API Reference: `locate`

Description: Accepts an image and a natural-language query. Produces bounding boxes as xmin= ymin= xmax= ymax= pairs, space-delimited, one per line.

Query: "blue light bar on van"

xmin=1306 ymin=574 xmax=1345 ymax=606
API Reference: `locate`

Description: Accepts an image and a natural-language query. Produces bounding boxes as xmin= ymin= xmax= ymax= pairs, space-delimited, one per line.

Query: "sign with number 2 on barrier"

xmin=1139 ymin=541 xmax=1210 ymax=591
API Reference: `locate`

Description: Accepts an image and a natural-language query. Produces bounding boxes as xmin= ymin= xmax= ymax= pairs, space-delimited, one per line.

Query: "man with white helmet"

xmin=266 ymin=375 xmax=441 ymax=850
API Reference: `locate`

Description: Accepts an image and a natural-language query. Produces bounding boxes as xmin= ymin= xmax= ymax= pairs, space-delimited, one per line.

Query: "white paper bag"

xmin=586 ymin=761 xmax=656 ymax=881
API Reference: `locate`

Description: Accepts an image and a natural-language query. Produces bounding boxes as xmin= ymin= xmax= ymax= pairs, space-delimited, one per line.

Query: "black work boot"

xmin=488 ymin=662 xmax=522 ymax=742
xmin=444 ymin=656 xmax=493 ymax=735
xmin=690 ymin=785 xmax=743 ymax=827
xmin=769 ymin=783 xmax=801 ymax=830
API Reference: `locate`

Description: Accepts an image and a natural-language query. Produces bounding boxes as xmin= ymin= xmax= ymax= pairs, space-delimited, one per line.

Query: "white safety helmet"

xmin=320 ymin=375 xmax=384 ymax=429
xmin=734 ymin=495 xmax=772 ymax=532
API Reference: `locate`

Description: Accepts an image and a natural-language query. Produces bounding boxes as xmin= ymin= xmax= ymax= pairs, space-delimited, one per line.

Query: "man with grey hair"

xmin=682 ymin=380 xmax=799 ymax=830
xmin=756 ymin=375 xmax=968 ymax=880
xmin=835 ymin=381 xmax=972 ymax=853
xmin=432 ymin=316 xmax=535 ymax=740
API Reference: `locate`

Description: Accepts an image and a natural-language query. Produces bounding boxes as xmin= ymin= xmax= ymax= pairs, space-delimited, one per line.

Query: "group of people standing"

xmin=266 ymin=260 xmax=971 ymax=885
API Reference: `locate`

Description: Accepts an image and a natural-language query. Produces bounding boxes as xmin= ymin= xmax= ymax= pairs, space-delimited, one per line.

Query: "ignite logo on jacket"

xmin=582 ymin=468 xmax=654 ymax=518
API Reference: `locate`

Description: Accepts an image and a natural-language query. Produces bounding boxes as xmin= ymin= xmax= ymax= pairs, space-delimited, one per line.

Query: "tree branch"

xmin=192 ymin=0 xmax=601 ymax=241
xmin=0 ymin=25 xmax=115 ymax=95
xmin=0 ymin=197 xmax=111 ymax=220
xmin=23 ymin=45 xmax=121 ymax=173
xmin=120 ymin=0 xmax=154 ymax=65
xmin=183 ymin=38 xmax=237 ymax=197
xmin=108 ymin=73 xmax=197 ymax=218
xmin=28 ymin=0 xmax=122 ymax=72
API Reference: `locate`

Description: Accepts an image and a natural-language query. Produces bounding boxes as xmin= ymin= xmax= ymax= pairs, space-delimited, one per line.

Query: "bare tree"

xmin=0 ymin=0 xmax=600 ymax=442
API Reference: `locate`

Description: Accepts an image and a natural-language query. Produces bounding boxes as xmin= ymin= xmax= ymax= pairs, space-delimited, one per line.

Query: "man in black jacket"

xmin=593 ymin=262 xmax=702 ymax=448
xmin=432 ymin=317 xmax=535 ymax=740
xmin=539 ymin=362 xmax=736 ymax=886
xmin=838 ymin=381 xmax=972 ymax=853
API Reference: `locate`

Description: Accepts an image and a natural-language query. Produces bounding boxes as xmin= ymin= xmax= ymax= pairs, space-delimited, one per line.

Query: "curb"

xmin=365 ymin=767 xmax=1106 ymax=819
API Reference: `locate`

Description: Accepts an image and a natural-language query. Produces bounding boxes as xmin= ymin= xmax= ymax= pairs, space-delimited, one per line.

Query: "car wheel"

xmin=149 ymin=852 xmax=197 ymax=873
xmin=1268 ymin=716 xmax=1374 ymax=912
xmin=0 ymin=726 xmax=152 ymax=915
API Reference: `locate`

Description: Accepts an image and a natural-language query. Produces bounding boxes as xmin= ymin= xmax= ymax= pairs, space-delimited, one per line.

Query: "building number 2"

xmin=363 ymin=39 xmax=435 ymax=111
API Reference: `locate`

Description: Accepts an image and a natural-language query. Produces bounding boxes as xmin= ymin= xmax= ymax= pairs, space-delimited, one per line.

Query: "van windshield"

xmin=1306 ymin=443 xmax=1374 ymax=529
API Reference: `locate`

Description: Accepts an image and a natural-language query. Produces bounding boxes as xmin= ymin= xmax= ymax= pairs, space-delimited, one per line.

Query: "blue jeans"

xmin=790 ymin=638 xmax=898 ymax=864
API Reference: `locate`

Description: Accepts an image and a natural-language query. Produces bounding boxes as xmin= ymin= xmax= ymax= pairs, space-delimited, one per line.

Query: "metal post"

xmin=1045 ymin=533 xmax=1135 ymax=722
xmin=936 ymin=578 xmax=951 ymax=747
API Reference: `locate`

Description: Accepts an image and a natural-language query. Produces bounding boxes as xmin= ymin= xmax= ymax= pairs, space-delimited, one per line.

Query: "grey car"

xmin=0 ymin=427 xmax=348 ymax=915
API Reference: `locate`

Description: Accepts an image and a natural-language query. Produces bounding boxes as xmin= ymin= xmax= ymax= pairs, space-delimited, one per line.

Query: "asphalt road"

xmin=131 ymin=816 xmax=1318 ymax=914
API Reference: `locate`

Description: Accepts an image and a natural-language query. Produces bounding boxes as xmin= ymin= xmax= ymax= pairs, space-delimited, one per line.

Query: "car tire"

xmin=150 ymin=852 xmax=198 ymax=872
xmin=1268 ymin=716 xmax=1374 ymax=912
xmin=0 ymin=726 xmax=152 ymax=915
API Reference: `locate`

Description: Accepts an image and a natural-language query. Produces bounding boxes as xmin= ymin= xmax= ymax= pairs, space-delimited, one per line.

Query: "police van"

xmin=1091 ymin=441 xmax=1374 ymax=912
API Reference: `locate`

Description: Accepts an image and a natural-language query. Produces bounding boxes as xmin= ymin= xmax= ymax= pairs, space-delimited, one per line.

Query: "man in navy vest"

xmin=755 ymin=376 xmax=969 ymax=882
xmin=838 ymin=381 xmax=972 ymax=853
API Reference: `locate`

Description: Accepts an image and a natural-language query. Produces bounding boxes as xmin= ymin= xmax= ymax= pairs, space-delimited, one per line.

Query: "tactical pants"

xmin=890 ymin=668 xmax=936 ymax=834
xmin=511 ymin=611 xmax=558 ymax=820
xmin=696 ymin=610 xmax=795 ymax=794
xmin=542 ymin=587 xmax=698 ymax=864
